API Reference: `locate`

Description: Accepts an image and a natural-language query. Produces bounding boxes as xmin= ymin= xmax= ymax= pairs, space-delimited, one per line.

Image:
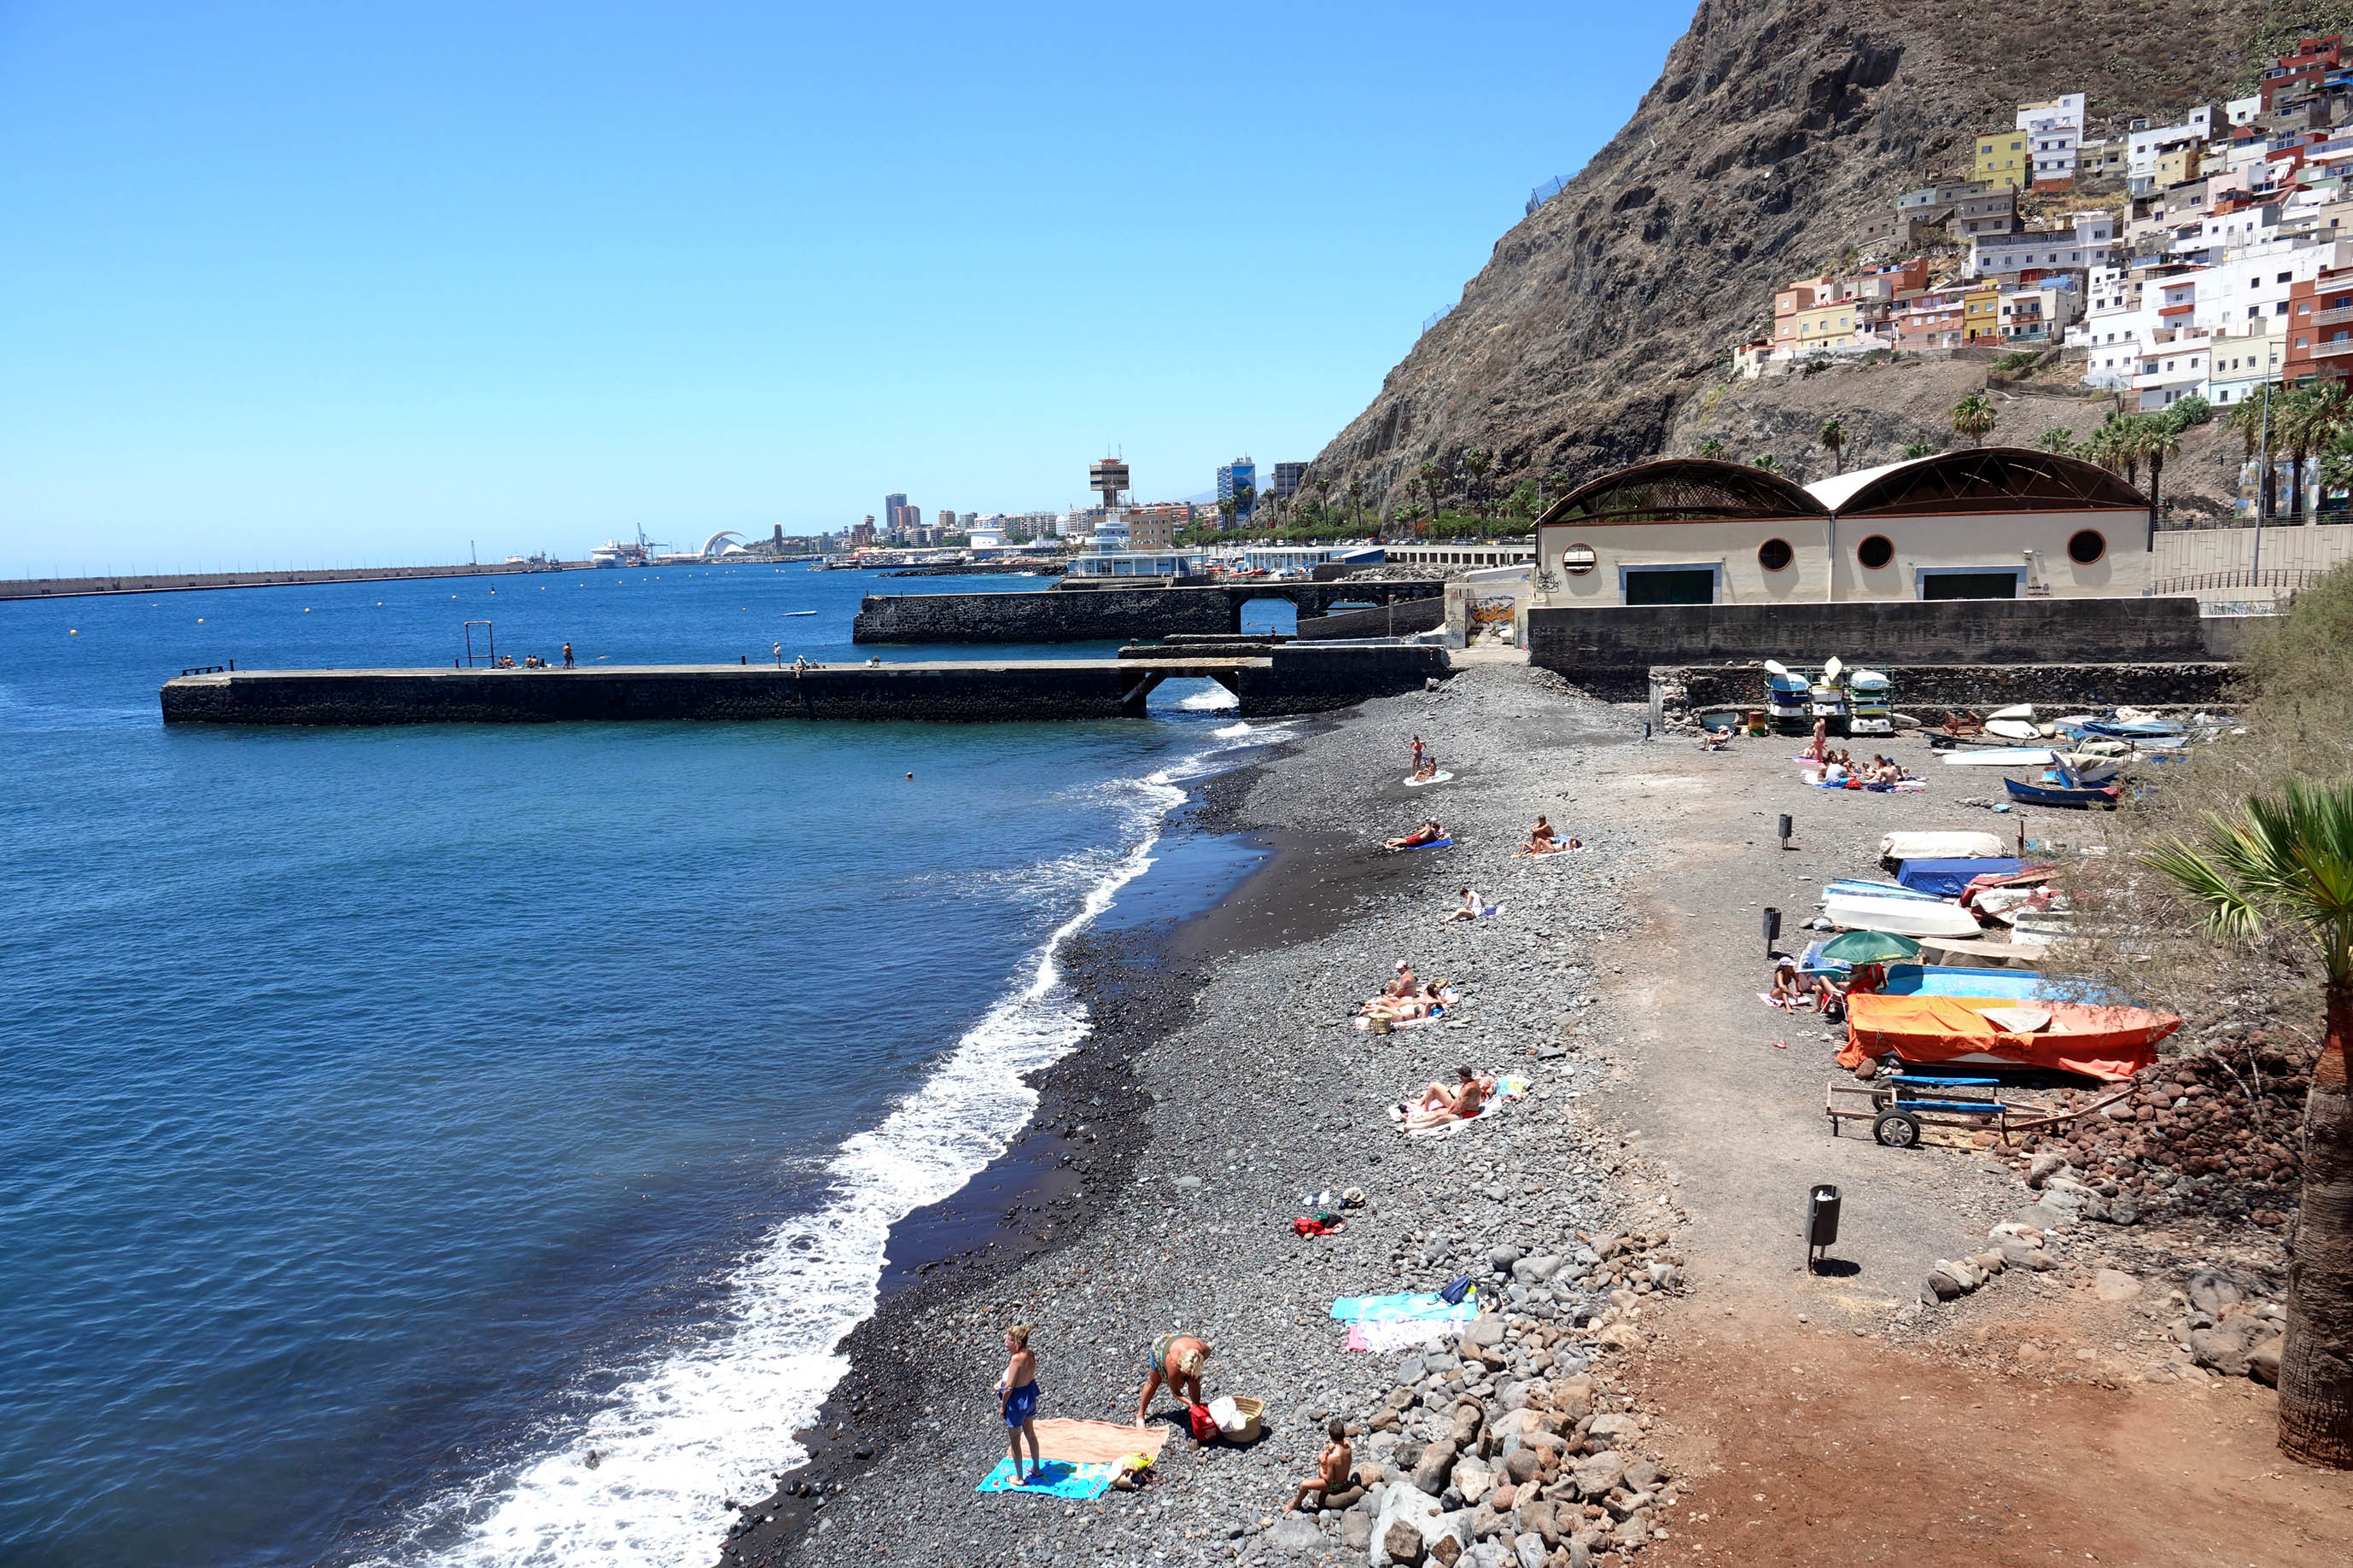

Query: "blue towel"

xmin=1399 ymin=837 xmax=1453 ymax=850
xmin=1328 ymin=1291 xmax=1478 ymax=1325
xmin=976 ymin=1459 xmax=1115 ymax=1500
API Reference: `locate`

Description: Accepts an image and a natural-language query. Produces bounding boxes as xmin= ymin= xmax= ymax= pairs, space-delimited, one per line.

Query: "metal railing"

xmin=178 ymin=662 xmax=233 ymax=675
xmin=2151 ymin=568 xmax=2323 ymax=594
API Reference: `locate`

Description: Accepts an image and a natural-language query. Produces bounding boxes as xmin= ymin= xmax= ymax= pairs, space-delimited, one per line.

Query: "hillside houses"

xmin=1744 ymin=33 xmax=2353 ymax=415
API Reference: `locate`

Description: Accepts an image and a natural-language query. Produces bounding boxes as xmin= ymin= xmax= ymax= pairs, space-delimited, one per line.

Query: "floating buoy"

xmin=197 ymin=617 xmax=205 ymax=623
xmin=304 ymin=608 xmax=312 ymax=613
xmin=68 ymin=629 xmax=78 ymax=635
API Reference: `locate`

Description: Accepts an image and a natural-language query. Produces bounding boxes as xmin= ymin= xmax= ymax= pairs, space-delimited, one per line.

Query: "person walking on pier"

xmin=561 ymin=642 xmax=574 ymax=668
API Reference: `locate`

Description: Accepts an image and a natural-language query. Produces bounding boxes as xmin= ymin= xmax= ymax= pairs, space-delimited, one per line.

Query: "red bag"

xmin=1187 ymin=1402 xmax=1219 ymax=1443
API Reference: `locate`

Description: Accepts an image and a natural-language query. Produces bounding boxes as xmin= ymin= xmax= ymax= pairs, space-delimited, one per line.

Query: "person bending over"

xmin=1135 ymin=1335 xmax=1212 ymax=1427
xmin=1285 ymin=1420 xmax=1362 ymax=1513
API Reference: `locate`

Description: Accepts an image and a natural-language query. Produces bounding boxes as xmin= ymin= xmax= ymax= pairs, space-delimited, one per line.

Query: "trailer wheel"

xmin=1872 ymin=1110 xmax=1922 ymax=1149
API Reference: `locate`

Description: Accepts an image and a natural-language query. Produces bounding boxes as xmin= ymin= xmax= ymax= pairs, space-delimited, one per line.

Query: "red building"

xmin=2262 ymin=33 xmax=2344 ymax=111
xmin=2282 ymin=267 xmax=2353 ymax=388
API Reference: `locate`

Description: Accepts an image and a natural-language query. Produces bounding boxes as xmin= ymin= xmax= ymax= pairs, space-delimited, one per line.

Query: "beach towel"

xmin=1345 ymin=1319 xmax=1457 ymax=1353
xmin=976 ymin=1458 xmax=1117 ymax=1500
xmin=1389 ymin=1075 xmax=1529 ymax=1138
xmin=1354 ymin=1003 xmax=1450 ymax=1032
xmin=1404 ymin=771 xmax=1454 ymax=787
xmin=1026 ymin=1419 xmax=1169 ymax=1466
xmin=1328 ymin=1291 xmax=1480 ymax=1326
xmin=1389 ymin=836 xmax=1453 ymax=851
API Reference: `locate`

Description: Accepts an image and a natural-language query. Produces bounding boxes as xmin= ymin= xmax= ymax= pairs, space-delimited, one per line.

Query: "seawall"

xmin=1648 ymin=661 xmax=2239 ymax=724
xmin=1 ymin=562 xmax=581 ymax=602
xmin=850 ymin=581 xmax=1445 ymax=644
xmin=1527 ymin=595 xmax=2216 ymax=697
xmin=159 ymin=646 xmax=1449 ymax=726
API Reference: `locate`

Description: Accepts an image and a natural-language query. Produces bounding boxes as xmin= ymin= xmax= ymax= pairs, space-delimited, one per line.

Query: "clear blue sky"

xmin=0 ymin=2 xmax=1686 ymax=574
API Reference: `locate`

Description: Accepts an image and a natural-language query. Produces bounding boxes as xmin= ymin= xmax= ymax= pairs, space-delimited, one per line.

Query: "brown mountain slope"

xmin=1309 ymin=0 xmax=2286 ymax=514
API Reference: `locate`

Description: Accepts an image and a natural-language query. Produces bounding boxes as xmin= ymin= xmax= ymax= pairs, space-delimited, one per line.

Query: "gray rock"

xmin=1265 ymin=1515 xmax=1324 ymax=1553
xmin=1463 ymin=1314 xmax=1506 ymax=1350
xmin=1412 ymin=1439 xmax=1459 ymax=1497
xmin=1370 ymin=1483 xmax=1445 ymax=1568
xmin=1342 ymin=1511 xmax=1375 ymax=1552
xmin=1382 ymin=1519 xmax=1428 ymax=1566
xmin=2025 ymin=1149 xmax=2066 ymax=1188
xmin=1398 ymin=1355 xmax=1428 ymax=1386
xmin=1571 ymin=1449 xmax=1627 ymax=1499
xmin=1515 ymin=1533 xmax=1547 ymax=1568
xmin=1569 ymin=1542 xmax=1594 ymax=1568
xmin=1488 ymin=1246 xmax=1523 ymax=1274
xmin=1624 ymin=1459 xmax=1666 ymax=1491
xmin=2187 ymin=1269 xmax=2245 ymax=1315
xmin=1925 ymin=1269 xmax=1966 ymax=1301
xmin=2250 ymin=1338 xmax=2283 ymax=1386
xmin=1585 ymin=1413 xmax=1639 ymax=1445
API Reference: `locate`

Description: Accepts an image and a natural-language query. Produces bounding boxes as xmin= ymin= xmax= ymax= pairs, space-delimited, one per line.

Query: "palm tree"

xmin=1346 ymin=477 xmax=1363 ymax=533
xmin=2035 ymin=427 xmax=2076 ymax=454
xmin=2138 ymin=415 xmax=2183 ymax=512
xmin=1696 ymin=437 xmax=1726 ymax=459
xmin=1461 ymin=448 xmax=1492 ymax=518
xmin=1951 ymin=393 xmax=1997 ymax=446
xmin=2225 ymin=394 xmax=2275 ymax=519
xmin=2286 ymin=385 xmax=2349 ymax=521
xmin=1416 ymin=460 xmax=1445 ymax=531
xmin=1752 ymin=452 xmax=1781 ymax=472
xmin=1819 ymin=417 xmax=1848 ymax=474
xmin=1900 ymin=440 xmax=1940 ymax=460
xmin=2321 ymin=428 xmax=2353 ymax=504
xmin=2145 ymin=782 xmax=2353 ymax=1469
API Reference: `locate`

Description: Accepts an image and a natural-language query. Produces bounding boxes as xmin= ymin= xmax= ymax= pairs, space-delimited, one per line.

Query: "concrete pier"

xmin=159 ymin=644 xmax=1449 ymax=726
xmin=850 ymin=580 xmax=1445 ymax=644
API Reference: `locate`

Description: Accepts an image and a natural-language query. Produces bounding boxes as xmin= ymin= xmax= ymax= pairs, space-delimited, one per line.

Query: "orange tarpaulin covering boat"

xmin=1839 ymin=993 xmax=2180 ymax=1082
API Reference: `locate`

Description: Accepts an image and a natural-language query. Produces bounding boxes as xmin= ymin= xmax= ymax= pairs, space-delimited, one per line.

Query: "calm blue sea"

xmin=0 ymin=566 xmax=1292 ymax=1568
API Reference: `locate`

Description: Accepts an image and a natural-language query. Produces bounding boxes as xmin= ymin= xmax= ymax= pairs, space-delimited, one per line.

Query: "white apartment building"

xmin=2134 ymin=330 xmax=2218 ymax=409
xmin=2227 ymin=94 xmax=2264 ymax=126
xmin=2204 ymin=335 xmax=2287 ymax=406
xmin=2070 ymin=267 xmax=2202 ymax=388
xmin=2018 ymin=92 xmax=2087 ymax=185
xmin=1965 ymin=211 xmax=2119 ymax=278
xmin=2128 ymin=105 xmax=2215 ymax=188
xmin=2191 ymin=236 xmax=2353 ymax=334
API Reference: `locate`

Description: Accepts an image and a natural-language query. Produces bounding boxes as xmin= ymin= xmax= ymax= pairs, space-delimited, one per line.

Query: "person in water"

xmin=996 ymin=1324 xmax=1042 ymax=1483
xmin=1285 ymin=1419 xmax=1362 ymax=1513
xmin=1135 ymin=1334 xmax=1211 ymax=1427
xmin=1402 ymin=1066 xmax=1491 ymax=1130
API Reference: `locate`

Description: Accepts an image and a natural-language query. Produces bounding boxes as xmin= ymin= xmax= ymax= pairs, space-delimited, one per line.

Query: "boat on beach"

xmin=1847 ymin=667 xmax=1893 ymax=736
xmin=2004 ymin=776 xmax=2121 ymax=808
xmin=1819 ymin=890 xmax=1985 ymax=938
xmin=1876 ymin=965 xmax=2055 ymax=1000
xmin=1839 ymin=993 xmax=2180 ymax=1081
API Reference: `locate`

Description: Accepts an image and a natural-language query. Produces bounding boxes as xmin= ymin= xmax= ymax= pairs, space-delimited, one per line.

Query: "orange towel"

xmin=1029 ymin=1419 xmax=1171 ymax=1465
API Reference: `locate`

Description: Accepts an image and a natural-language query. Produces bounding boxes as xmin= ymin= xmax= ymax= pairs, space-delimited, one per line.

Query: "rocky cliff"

xmin=1309 ymin=0 xmax=2286 ymax=513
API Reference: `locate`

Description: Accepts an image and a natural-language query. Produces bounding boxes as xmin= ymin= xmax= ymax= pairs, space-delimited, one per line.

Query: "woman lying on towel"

xmin=1398 ymin=1067 xmax=1492 ymax=1131
xmin=1360 ymin=981 xmax=1451 ymax=1022
xmin=1383 ymin=819 xmax=1445 ymax=850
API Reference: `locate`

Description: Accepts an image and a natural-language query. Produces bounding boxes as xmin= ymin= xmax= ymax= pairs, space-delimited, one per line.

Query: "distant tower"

xmin=1089 ymin=457 xmax=1130 ymax=510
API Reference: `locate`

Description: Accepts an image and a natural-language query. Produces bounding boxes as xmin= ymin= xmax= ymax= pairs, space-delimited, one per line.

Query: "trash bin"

xmin=1806 ymin=1184 xmax=1841 ymax=1273
xmin=1762 ymin=906 xmax=1782 ymax=953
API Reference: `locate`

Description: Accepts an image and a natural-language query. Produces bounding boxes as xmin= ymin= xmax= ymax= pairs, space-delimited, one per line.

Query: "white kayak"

xmin=1879 ymin=831 xmax=2007 ymax=862
xmin=1989 ymin=703 xmax=2035 ymax=720
xmin=1987 ymin=720 xmax=2042 ymax=740
xmin=1941 ymin=748 xmax=2057 ymax=767
xmin=1821 ymin=890 xmax=1986 ymax=938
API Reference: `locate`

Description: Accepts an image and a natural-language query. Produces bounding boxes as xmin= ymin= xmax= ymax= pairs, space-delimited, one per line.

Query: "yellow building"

xmin=1792 ymin=297 xmax=1858 ymax=349
xmin=1975 ymin=130 xmax=2029 ymax=186
xmin=1964 ymin=283 xmax=2001 ymax=342
xmin=2154 ymin=145 xmax=2204 ymax=188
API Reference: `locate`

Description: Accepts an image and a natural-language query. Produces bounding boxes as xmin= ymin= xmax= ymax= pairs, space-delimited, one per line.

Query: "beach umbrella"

xmin=1819 ymin=930 xmax=1921 ymax=965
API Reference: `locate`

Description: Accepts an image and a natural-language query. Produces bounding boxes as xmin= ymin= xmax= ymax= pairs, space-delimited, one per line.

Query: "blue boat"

xmin=1877 ymin=965 xmax=2051 ymax=1000
xmin=2004 ymin=776 xmax=2120 ymax=808
xmin=1895 ymin=858 xmax=2025 ymax=897
xmin=1825 ymin=877 xmax=1944 ymax=903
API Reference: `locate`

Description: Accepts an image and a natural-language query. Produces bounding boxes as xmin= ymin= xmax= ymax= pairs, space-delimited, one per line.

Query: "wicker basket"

xmin=1223 ymin=1395 xmax=1264 ymax=1443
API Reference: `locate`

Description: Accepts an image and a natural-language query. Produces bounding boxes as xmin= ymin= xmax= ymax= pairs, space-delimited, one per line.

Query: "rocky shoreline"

xmin=721 ymin=666 xmax=1696 ymax=1567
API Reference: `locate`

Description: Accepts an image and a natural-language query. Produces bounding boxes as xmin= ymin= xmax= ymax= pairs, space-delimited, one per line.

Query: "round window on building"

xmin=1857 ymin=534 xmax=1895 ymax=570
xmin=1757 ymin=538 xmax=1795 ymax=573
xmin=2068 ymin=528 xmax=2106 ymax=565
xmin=1562 ymin=543 xmax=1598 ymax=575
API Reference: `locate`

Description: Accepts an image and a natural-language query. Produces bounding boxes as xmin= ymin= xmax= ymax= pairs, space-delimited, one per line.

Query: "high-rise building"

xmin=1271 ymin=462 xmax=1307 ymax=499
xmin=1216 ymin=458 xmax=1258 ymax=526
xmin=937 ymin=509 xmax=957 ymax=529
xmin=851 ymin=517 xmax=876 ymax=548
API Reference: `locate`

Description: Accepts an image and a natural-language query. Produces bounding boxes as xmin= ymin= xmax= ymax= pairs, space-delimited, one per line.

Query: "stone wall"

xmin=1231 ymin=644 xmax=1449 ymax=714
xmin=1293 ymin=598 xmax=1446 ymax=640
xmin=1648 ymin=662 xmax=2239 ymax=727
xmin=852 ymin=581 xmax=1447 ymax=644
xmin=1527 ymin=596 xmax=2212 ymax=692
xmin=1 ymin=562 xmax=572 ymax=602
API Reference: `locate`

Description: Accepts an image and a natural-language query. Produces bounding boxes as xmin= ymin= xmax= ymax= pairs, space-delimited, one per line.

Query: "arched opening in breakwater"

xmin=1235 ymin=597 xmax=1299 ymax=637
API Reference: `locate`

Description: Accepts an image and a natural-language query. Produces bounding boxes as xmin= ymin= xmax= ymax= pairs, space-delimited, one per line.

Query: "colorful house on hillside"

xmin=1976 ymin=129 xmax=2030 ymax=187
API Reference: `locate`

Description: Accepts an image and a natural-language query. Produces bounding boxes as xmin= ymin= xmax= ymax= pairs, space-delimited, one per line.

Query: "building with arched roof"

xmin=1533 ymin=448 xmax=2151 ymax=605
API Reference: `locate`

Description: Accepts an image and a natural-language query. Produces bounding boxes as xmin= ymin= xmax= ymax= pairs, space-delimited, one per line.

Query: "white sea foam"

xmin=372 ymin=730 xmax=1272 ymax=1568
xmin=1178 ymin=685 xmax=1239 ymax=711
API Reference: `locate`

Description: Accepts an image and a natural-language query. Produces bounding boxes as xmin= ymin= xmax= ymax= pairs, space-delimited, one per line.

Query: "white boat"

xmin=2052 ymin=751 xmax=2124 ymax=784
xmin=1940 ymin=748 xmax=2057 ymax=767
xmin=1879 ymin=831 xmax=2007 ymax=863
xmin=1847 ymin=667 xmax=1893 ymax=736
xmin=1988 ymin=703 xmax=2034 ymax=720
xmin=1822 ymin=891 xmax=1986 ymax=938
xmin=1987 ymin=719 xmax=2042 ymax=741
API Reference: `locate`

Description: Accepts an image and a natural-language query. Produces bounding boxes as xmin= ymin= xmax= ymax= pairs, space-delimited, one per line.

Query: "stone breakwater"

xmin=850 ymin=583 xmax=1446 ymax=645
xmin=0 ymin=561 xmax=575 ymax=601
xmin=723 ymin=665 xmax=1701 ymax=1568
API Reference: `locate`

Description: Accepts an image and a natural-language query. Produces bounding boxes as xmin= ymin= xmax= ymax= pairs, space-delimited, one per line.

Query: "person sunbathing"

xmin=1698 ymin=727 xmax=1731 ymax=752
xmin=1401 ymin=1067 xmax=1491 ymax=1130
xmin=1363 ymin=982 xmax=1445 ymax=1022
xmin=1383 ymin=820 xmax=1445 ymax=850
xmin=1768 ymin=959 xmax=1808 ymax=1009
xmin=1410 ymin=754 xmax=1439 ymax=781
xmin=1521 ymin=816 xmax=1558 ymax=854
xmin=1385 ymin=959 xmax=1418 ymax=997
xmin=1439 ymin=888 xmax=1484 ymax=924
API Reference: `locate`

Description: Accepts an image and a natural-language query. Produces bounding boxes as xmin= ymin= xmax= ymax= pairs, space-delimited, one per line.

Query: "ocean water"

xmin=0 ymin=566 xmax=1288 ymax=1568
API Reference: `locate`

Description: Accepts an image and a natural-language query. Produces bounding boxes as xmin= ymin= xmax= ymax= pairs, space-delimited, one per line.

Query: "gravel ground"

xmin=723 ymin=665 xmax=1684 ymax=1568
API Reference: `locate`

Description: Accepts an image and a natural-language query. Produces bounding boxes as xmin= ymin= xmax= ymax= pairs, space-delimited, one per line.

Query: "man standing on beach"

xmin=561 ymin=642 xmax=574 ymax=668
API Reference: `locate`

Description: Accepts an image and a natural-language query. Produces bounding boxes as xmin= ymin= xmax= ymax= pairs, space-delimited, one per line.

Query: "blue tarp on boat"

xmin=1877 ymin=965 xmax=2047 ymax=1000
xmin=1895 ymin=858 xmax=2023 ymax=897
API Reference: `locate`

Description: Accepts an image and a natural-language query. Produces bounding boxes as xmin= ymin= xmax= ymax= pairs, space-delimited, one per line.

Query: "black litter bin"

xmin=1762 ymin=906 xmax=1782 ymax=954
xmin=1806 ymin=1184 xmax=1841 ymax=1273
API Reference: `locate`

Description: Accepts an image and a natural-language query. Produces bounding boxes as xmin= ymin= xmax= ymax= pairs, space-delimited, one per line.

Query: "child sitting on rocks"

xmin=1283 ymin=1420 xmax=1361 ymax=1513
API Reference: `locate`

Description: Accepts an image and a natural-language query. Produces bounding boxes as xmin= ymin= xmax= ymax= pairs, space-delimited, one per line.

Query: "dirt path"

xmin=1582 ymin=732 xmax=2353 ymax=1565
